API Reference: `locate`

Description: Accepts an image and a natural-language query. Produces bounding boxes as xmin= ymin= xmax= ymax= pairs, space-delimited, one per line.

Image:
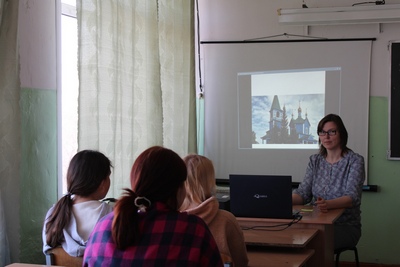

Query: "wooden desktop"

xmin=237 ymin=205 xmax=344 ymax=267
xmin=243 ymin=228 xmax=319 ymax=248
xmin=6 ymin=264 xmax=59 ymax=267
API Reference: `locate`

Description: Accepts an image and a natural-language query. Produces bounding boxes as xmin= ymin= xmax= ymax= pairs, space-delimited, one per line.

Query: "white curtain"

xmin=0 ymin=191 xmax=10 ymax=266
xmin=0 ymin=0 xmax=19 ymax=265
xmin=77 ymin=0 xmax=196 ymax=197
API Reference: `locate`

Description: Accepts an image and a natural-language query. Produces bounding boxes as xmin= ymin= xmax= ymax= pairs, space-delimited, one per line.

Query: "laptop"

xmin=229 ymin=174 xmax=293 ymax=219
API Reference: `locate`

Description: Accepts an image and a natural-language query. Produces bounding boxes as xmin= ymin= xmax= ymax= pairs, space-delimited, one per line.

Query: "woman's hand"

xmin=315 ymin=195 xmax=353 ymax=212
xmin=315 ymin=197 xmax=328 ymax=212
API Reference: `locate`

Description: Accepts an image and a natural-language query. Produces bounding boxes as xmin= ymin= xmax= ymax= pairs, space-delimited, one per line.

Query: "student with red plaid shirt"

xmin=83 ymin=146 xmax=223 ymax=267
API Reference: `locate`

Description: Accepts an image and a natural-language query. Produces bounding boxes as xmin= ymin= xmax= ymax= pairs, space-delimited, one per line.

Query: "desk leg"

xmin=298 ymin=224 xmax=334 ymax=267
xmin=324 ymin=224 xmax=335 ymax=267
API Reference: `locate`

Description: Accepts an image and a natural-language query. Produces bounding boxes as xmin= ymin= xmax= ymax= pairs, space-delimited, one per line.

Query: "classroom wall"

xmin=198 ymin=0 xmax=400 ymax=264
xmin=19 ymin=0 xmax=58 ymax=262
xmin=363 ymin=96 xmax=400 ymax=264
xmin=2 ymin=0 xmax=58 ymax=264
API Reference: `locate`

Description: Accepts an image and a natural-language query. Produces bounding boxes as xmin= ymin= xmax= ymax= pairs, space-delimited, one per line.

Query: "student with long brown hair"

xmin=42 ymin=150 xmax=113 ymax=257
xmin=83 ymin=146 xmax=223 ymax=266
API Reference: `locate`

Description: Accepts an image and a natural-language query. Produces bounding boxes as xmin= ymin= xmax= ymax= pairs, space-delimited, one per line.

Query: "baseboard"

xmin=340 ymin=262 xmax=400 ymax=267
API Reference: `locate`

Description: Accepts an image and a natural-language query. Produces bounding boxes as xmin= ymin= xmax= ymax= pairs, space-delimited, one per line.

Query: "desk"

xmin=243 ymin=228 xmax=318 ymax=248
xmin=247 ymin=247 xmax=315 ymax=267
xmin=6 ymin=264 xmax=57 ymax=267
xmin=237 ymin=205 xmax=344 ymax=267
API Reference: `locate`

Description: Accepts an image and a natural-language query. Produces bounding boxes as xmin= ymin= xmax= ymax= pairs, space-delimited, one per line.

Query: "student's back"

xmin=42 ymin=150 xmax=113 ymax=257
xmin=85 ymin=202 xmax=219 ymax=266
xmin=180 ymin=154 xmax=248 ymax=267
xmin=83 ymin=146 xmax=223 ymax=267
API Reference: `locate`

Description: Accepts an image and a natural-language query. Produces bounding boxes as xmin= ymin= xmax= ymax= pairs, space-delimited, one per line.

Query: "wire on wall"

xmin=352 ymin=0 xmax=385 ymax=6
xmin=195 ymin=0 xmax=203 ymax=99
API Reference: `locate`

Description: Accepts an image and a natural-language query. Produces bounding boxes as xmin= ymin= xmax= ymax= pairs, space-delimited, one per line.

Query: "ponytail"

xmin=112 ymin=189 xmax=150 ymax=249
xmin=45 ymin=194 xmax=73 ymax=247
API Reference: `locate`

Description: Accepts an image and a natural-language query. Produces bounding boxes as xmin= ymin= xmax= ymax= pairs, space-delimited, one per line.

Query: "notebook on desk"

xmin=229 ymin=174 xmax=294 ymax=219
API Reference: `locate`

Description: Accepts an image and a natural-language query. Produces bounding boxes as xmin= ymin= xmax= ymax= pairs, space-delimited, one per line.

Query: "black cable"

xmin=352 ymin=0 xmax=385 ymax=6
xmin=195 ymin=0 xmax=203 ymax=97
xmin=241 ymin=214 xmax=303 ymax=231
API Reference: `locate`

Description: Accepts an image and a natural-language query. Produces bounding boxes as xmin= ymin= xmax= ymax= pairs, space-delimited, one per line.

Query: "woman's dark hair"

xmin=317 ymin=113 xmax=351 ymax=157
xmin=112 ymin=146 xmax=187 ymax=249
xmin=45 ymin=150 xmax=112 ymax=247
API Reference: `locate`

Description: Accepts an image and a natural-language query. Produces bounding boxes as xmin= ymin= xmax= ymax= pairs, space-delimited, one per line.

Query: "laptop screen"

xmin=229 ymin=174 xmax=293 ymax=219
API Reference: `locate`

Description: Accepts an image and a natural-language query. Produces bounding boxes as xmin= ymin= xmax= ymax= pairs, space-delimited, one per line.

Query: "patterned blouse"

xmin=83 ymin=202 xmax=223 ymax=267
xmin=293 ymin=150 xmax=365 ymax=226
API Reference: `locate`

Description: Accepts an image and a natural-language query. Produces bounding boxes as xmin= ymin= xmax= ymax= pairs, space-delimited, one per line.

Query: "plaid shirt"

xmin=83 ymin=202 xmax=223 ymax=267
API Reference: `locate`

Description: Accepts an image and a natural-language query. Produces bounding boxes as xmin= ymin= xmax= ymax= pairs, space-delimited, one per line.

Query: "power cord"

xmin=241 ymin=214 xmax=303 ymax=231
xmin=352 ymin=0 xmax=385 ymax=6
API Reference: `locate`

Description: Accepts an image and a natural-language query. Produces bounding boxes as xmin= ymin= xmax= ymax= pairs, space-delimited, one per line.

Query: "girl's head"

xmin=66 ymin=150 xmax=112 ymax=198
xmin=181 ymin=154 xmax=216 ymax=210
xmin=112 ymin=146 xmax=187 ymax=249
xmin=130 ymin=146 xmax=187 ymax=210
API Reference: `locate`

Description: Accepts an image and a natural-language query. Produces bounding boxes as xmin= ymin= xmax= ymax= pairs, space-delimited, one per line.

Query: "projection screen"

xmin=201 ymin=40 xmax=372 ymax=183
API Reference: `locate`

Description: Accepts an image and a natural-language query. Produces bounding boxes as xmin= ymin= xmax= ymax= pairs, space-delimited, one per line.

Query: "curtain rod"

xmin=200 ymin=38 xmax=376 ymax=44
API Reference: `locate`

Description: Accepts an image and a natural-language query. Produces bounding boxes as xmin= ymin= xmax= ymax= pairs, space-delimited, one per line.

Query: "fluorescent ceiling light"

xmin=278 ymin=4 xmax=400 ymax=25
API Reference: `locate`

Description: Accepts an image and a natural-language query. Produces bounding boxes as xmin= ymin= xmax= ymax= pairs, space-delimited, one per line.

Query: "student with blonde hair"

xmin=180 ymin=154 xmax=248 ymax=267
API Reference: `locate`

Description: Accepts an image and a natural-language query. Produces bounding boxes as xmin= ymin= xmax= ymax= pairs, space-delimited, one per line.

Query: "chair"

xmin=220 ymin=253 xmax=233 ymax=267
xmin=45 ymin=247 xmax=83 ymax=267
xmin=334 ymin=246 xmax=359 ymax=267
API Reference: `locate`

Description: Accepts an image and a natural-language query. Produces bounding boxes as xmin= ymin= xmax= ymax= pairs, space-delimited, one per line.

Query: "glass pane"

xmin=61 ymin=13 xmax=78 ymax=193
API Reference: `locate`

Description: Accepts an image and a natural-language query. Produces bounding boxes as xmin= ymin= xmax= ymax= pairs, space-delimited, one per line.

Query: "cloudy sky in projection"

xmin=250 ymin=71 xmax=325 ymax=143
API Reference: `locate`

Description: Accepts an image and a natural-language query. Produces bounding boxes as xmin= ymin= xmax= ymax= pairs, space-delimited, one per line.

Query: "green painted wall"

xmin=20 ymin=87 xmax=57 ymax=264
xmin=341 ymin=96 xmax=400 ymax=264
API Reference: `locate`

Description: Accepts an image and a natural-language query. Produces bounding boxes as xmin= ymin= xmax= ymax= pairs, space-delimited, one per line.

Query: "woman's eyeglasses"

xmin=318 ymin=130 xmax=337 ymax=136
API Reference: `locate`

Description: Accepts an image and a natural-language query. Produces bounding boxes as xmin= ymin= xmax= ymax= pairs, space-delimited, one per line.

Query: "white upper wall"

xmin=19 ymin=0 xmax=57 ymax=90
xmin=197 ymin=0 xmax=400 ymax=97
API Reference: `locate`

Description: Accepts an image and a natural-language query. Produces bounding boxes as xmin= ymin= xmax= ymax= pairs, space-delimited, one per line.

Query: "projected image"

xmin=249 ymin=70 xmax=325 ymax=149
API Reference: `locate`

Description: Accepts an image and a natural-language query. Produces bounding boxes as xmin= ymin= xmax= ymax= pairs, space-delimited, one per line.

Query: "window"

xmin=60 ymin=0 xmax=78 ymax=193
